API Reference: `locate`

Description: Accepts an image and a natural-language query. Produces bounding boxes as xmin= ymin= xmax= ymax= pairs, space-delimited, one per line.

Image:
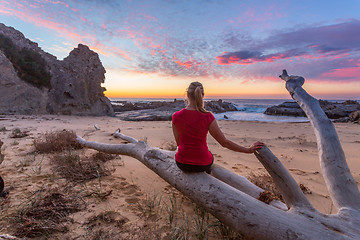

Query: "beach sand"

xmin=0 ymin=115 xmax=359 ymax=239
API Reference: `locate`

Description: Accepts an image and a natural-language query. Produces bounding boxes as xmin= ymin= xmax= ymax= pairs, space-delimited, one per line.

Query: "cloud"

xmin=0 ymin=0 xmax=135 ymax=60
xmin=215 ymin=20 xmax=360 ymax=81
xmin=319 ymin=61 xmax=360 ymax=81
xmin=2 ymin=0 xmax=360 ymax=84
xmin=217 ymin=20 xmax=360 ymax=63
xmin=216 ymin=49 xmax=310 ymax=65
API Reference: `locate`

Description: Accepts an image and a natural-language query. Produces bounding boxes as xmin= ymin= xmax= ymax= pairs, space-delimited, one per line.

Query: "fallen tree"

xmin=76 ymin=70 xmax=360 ymax=240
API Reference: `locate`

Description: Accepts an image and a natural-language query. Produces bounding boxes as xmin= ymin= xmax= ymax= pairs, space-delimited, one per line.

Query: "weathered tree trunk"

xmin=76 ymin=71 xmax=360 ymax=239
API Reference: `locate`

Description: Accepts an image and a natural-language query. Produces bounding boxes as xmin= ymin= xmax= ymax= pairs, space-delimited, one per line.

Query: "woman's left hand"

xmin=248 ymin=141 xmax=265 ymax=153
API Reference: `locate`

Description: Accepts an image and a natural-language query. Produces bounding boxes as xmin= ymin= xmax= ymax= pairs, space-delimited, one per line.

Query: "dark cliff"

xmin=0 ymin=23 xmax=114 ymax=116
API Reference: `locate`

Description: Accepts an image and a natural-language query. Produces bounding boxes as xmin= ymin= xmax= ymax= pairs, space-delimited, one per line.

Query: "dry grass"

xmin=34 ymin=129 xmax=82 ymax=153
xmin=12 ymin=188 xmax=83 ymax=238
xmin=162 ymin=140 xmax=178 ymax=151
xmin=248 ymin=172 xmax=312 ymax=204
xmin=91 ymin=152 xmax=118 ymax=163
xmin=9 ymin=128 xmax=29 ymax=138
xmin=85 ymin=211 xmax=129 ymax=240
xmin=51 ymin=150 xmax=114 ymax=183
xmin=247 ymin=172 xmax=283 ymax=201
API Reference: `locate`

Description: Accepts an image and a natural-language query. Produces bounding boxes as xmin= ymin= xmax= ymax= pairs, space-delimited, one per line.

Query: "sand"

xmin=0 ymin=115 xmax=359 ymax=239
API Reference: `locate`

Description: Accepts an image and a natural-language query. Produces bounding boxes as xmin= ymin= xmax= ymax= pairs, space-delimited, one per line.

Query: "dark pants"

xmin=175 ymin=154 xmax=214 ymax=173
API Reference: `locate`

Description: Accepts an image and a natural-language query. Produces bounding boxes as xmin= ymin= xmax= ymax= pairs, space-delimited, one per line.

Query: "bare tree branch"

xmin=76 ymin=135 xmax=349 ymax=239
xmin=210 ymin=164 xmax=288 ymax=210
xmin=280 ymin=70 xmax=360 ymax=212
xmin=254 ymin=147 xmax=314 ymax=210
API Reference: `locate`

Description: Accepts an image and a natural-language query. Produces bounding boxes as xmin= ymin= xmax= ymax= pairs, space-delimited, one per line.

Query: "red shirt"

xmin=172 ymin=109 xmax=215 ymax=165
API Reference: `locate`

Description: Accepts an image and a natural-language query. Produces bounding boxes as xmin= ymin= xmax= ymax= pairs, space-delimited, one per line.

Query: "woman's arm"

xmin=172 ymin=123 xmax=180 ymax=146
xmin=209 ymin=120 xmax=264 ymax=153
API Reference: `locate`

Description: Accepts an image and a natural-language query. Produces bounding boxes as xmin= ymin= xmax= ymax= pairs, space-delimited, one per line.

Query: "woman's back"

xmin=172 ymin=109 xmax=214 ymax=165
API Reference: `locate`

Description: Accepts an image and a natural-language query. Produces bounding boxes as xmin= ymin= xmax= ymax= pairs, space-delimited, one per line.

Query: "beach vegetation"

xmin=10 ymin=127 xmax=29 ymax=138
xmin=137 ymin=193 xmax=163 ymax=220
xmin=247 ymin=172 xmax=283 ymax=201
xmin=162 ymin=140 xmax=178 ymax=151
xmin=213 ymin=220 xmax=246 ymax=240
xmin=84 ymin=211 xmax=128 ymax=239
xmin=0 ymin=33 xmax=52 ymax=88
xmin=51 ymin=149 xmax=113 ymax=183
xmin=10 ymin=187 xmax=83 ymax=238
xmin=33 ymin=129 xmax=82 ymax=153
xmin=193 ymin=206 xmax=210 ymax=239
xmin=136 ymin=191 xmax=245 ymax=240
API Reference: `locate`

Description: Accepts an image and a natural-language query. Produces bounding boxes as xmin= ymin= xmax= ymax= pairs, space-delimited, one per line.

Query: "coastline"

xmin=111 ymin=98 xmax=360 ymax=123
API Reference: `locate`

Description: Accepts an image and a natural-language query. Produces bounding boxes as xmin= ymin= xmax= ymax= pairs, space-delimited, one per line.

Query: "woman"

xmin=172 ymin=82 xmax=264 ymax=173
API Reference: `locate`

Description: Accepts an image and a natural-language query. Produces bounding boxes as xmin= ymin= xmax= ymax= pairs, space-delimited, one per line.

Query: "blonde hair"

xmin=187 ymin=82 xmax=208 ymax=113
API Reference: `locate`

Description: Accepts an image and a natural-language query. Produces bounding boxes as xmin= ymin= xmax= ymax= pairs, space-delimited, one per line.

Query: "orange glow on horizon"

xmin=103 ymin=69 xmax=360 ymax=100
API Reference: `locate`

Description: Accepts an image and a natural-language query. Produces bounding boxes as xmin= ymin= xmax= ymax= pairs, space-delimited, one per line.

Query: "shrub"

xmin=51 ymin=150 xmax=112 ymax=182
xmin=0 ymin=33 xmax=51 ymax=88
xmin=34 ymin=129 xmax=82 ymax=153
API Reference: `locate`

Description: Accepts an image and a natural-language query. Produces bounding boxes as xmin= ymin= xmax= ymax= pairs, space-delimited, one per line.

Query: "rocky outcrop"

xmin=349 ymin=110 xmax=360 ymax=123
xmin=0 ymin=23 xmax=114 ymax=116
xmin=0 ymin=51 xmax=49 ymax=114
xmin=113 ymin=99 xmax=238 ymax=121
xmin=112 ymin=99 xmax=186 ymax=112
xmin=264 ymin=100 xmax=360 ymax=121
xmin=205 ymin=99 xmax=238 ymax=113
xmin=264 ymin=102 xmax=306 ymax=117
xmin=46 ymin=44 xmax=114 ymax=116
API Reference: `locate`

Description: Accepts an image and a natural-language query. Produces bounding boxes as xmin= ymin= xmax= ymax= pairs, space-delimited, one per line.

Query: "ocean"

xmin=110 ymin=98 xmax=311 ymax=122
xmin=211 ymin=99 xmax=309 ymax=122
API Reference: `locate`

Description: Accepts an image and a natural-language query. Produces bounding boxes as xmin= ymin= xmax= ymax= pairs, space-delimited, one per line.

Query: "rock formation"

xmin=265 ymin=99 xmax=360 ymax=121
xmin=0 ymin=23 xmax=114 ymax=116
xmin=349 ymin=110 xmax=360 ymax=123
xmin=0 ymin=51 xmax=48 ymax=114
xmin=113 ymin=99 xmax=238 ymax=121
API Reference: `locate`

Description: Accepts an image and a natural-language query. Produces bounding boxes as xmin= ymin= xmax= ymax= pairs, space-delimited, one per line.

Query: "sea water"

xmin=110 ymin=98 xmax=310 ymax=122
xmin=212 ymin=99 xmax=309 ymax=122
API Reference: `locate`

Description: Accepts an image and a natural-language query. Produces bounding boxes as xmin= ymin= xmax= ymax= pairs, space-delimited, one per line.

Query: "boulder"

xmin=264 ymin=101 xmax=306 ymax=117
xmin=205 ymin=99 xmax=238 ymax=113
xmin=349 ymin=110 xmax=360 ymax=123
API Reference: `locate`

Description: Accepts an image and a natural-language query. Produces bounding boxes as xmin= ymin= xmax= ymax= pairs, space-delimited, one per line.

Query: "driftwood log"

xmin=76 ymin=70 xmax=360 ymax=240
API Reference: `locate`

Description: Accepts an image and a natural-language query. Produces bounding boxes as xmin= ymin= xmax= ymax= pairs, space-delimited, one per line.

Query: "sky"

xmin=1 ymin=0 xmax=360 ymax=99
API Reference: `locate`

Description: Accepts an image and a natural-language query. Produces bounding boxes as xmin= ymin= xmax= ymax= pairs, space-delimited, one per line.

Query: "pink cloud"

xmin=320 ymin=64 xmax=360 ymax=81
xmin=101 ymin=23 xmax=106 ymax=30
xmin=0 ymin=1 xmax=136 ymax=62
xmin=215 ymin=51 xmax=293 ymax=65
xmin=42 ymin=0 xmax=79 ymax=12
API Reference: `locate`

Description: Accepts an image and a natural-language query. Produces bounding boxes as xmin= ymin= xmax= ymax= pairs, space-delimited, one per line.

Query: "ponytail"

xmin=187 ymin=82 xmax=208 ymax=113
